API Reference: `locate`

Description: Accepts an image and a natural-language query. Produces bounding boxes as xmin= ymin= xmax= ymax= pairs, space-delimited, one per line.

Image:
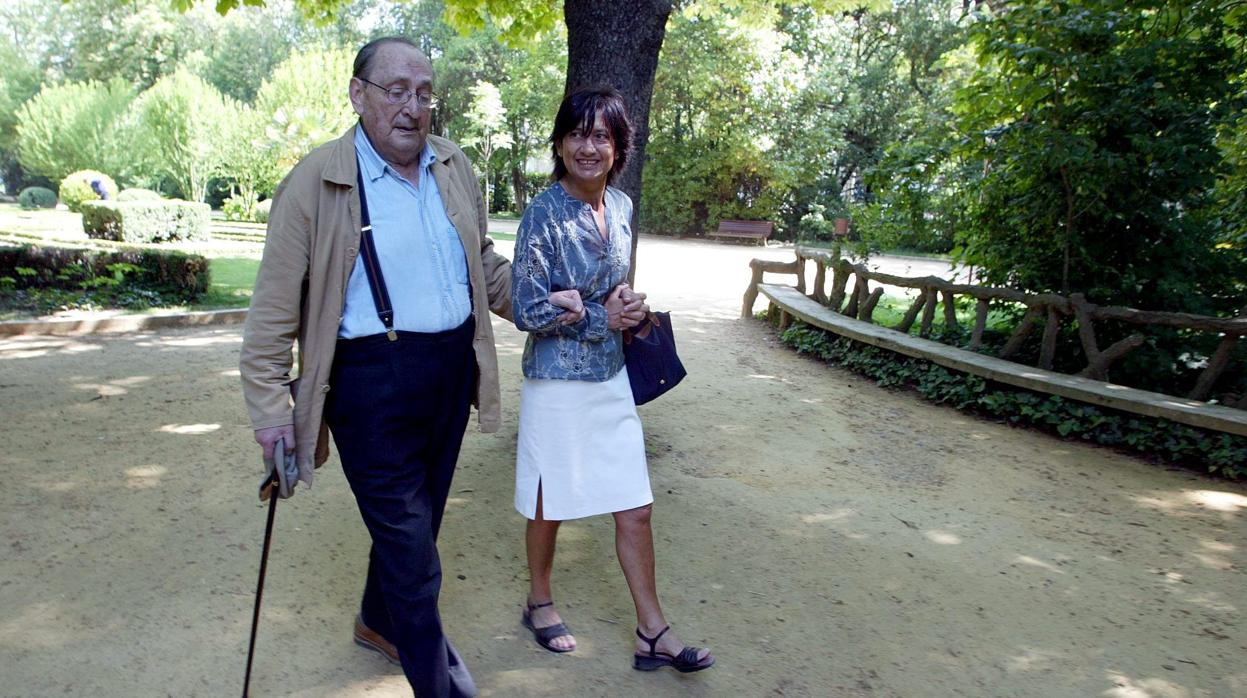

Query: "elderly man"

xmin=239 ymin=36 xmax=511 ymax=697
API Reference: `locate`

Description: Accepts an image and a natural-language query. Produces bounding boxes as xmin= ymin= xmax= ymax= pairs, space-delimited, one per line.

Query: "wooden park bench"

xmin=709 ymin=219 xmax=773 ymax=246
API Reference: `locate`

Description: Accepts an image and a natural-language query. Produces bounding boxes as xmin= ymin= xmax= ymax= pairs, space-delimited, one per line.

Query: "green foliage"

xmin=59 ymin=170 xmax=118 ymax=213
xmin=952 ymin=0 xmax=1245 ymax=313
xmin=643 ymin=10 xmax=787 ymax=236
xmin=0 ymin=243 xmax=211 ymax=313
xmin=200 ymin=7 xmax=294 ymax=102
xmin=117 ymin=188 xmax=163 ymax=201
xmin=252 ymin=48 xmax=356 ymax=181
xmin=222 ymin=192 xmax=255 ymax=222
xmin=1210 ymin=106 xmax=1247 ymax=274
xmin=81 ymin=199 xmax=211 ymax=244
xmin=461 ymin=80 xmax=513 ymax=214
xmin=442 ymin=0 xmax=561 ymax=46
xmin=778 ymin=321 xmax=1246 ymax=477
xmin=222 ymin=191 xmax=270 ymax=223
xmin=51 ymin=0 xmax=209 ymax=89
xmin=253 ymin=198 xmax=272 ymax=224
xmin=17 ymin=186 xmax=56 ymax=210
xmin=15 ymin=78 xmax=136 ymax=184
xmin=0 ymin=38 xmax=43 ymax=192
xmin=129 ymin=69 xmax=234 ymax=202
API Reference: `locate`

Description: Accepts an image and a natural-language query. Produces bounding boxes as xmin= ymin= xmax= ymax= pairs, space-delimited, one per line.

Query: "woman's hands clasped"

xmin=547 ymin=284 xmax=648 ymax=330
xmin=548 ymin=289 xmax=586 ymax=325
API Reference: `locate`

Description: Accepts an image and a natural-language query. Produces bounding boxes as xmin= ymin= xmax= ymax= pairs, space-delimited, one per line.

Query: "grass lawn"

xmin=859 ymin=292 xmax=1018 ymax=338
xmin=197 ymin=257 xmax=258 ymax=309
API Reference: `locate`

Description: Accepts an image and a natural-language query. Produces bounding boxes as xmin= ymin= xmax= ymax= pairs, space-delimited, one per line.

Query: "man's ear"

xmin=348 ymin=78 xmax=366 ymax=117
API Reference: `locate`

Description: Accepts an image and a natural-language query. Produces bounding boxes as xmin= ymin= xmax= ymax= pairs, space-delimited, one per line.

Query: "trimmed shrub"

xmin=81 ymin=199 xmax=210 ymax=243
xmin=222 ymin=191 xmax=257 ymax=222
xmin=18 ymin=186 xmax=56 ymax=210
xmin=117 ymin=188 xmax=163 ymax=201
xmin=15 ymin=78 xmax=135 ymax=183
xmin=59 ymin=170 xmax=118 ymax=212
xmin=254 ymin=198 xmax=272 ymax=225
xmin=0 ymin=244 xmax=211 ymax=308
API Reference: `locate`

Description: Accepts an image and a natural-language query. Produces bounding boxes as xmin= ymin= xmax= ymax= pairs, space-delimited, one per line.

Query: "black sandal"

xmin=632 ymin=625 xmax=715 ymax=673
xmin=521 ymin=600 xmax=575 ymax=654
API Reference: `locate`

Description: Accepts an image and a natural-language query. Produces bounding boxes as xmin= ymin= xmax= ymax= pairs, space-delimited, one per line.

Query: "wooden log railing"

xmin=742 ymin=245 xmax=1247 ymax=424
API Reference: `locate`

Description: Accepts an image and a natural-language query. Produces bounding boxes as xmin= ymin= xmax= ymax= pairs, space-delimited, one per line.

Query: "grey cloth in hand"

xmin=259 ymin=437 xmax=299 ymax=501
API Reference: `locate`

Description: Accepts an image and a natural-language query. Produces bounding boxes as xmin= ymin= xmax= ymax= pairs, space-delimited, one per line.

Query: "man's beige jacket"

xmin=240 ymin=126 xmax=512 ymax=487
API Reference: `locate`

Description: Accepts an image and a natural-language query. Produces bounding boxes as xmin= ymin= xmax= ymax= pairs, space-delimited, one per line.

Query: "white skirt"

xmin=514 ymin=367 xmax=653 ymax=521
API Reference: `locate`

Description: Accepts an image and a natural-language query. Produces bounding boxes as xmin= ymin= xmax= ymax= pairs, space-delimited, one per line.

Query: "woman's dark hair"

xmin=353 ymin=36 xmax=421 ymax=79
xmin=550 ymin=86 xmax=633 ymax=183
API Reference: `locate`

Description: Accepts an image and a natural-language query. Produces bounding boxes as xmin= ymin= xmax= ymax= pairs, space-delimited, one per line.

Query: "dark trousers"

xmin=324 ymin=319 xmax=476 ymax=698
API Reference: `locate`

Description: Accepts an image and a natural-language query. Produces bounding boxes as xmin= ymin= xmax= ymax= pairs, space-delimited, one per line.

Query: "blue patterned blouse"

xmin=512 ymin=182 xmax=633 ymax=381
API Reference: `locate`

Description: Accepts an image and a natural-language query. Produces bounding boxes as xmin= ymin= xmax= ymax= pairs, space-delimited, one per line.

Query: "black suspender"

xmin=355 ymin=167 xmax=398 ymax=341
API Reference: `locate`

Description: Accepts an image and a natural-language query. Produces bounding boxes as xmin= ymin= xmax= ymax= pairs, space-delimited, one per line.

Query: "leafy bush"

xmin=59 ymin=170 xmax=117 ymax=212
xmin=129 ymin=69 xmax=234 ymax=202
xmin=222 ymin=191 xmax=272 ymax=223
xmin=254 ymin=198 xmax=272 ymax=225
xmin=117 ymin=188 xmax=163 ymax=201
xmin=796 ymin=203 xmax=850 ymax=243
xmin=17 ymin=186 xmax=56 ymax=210
xmin=0 ymin=244 xmax=210 ymax=313
xmin=253 ymin=48 xmax=356 ymax=177
xmin=15 ymin=78 xmax=135 ymax=183
xmin=81 ymin=200 xmax=210 ymax=243
xmin=952 ymin=1 xmax=1241 ymax=314
xmin=776 ymin=321 xmax=1247 ymax=478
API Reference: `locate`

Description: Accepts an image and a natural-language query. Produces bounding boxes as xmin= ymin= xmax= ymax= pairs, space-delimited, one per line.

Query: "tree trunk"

xmin=564 ymin=0 xmax=672 ymax=284
xmin=510 ymin=163 xmax=527 ymax=213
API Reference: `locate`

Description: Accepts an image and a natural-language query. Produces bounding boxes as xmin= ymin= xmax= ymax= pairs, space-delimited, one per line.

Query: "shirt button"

xmin=347 ymin=247 xmax=357 ymax=257
xmin=321 ymin=385 xmax=331 ymax=393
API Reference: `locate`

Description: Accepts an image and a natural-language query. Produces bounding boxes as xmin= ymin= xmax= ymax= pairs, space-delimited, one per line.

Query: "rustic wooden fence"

xmin=743 ymin=245 xmax=1247 ymax=434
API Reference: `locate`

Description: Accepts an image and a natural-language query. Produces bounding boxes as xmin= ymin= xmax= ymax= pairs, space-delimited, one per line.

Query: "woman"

xmin=511 ymin=86 xmax=715 ymax=673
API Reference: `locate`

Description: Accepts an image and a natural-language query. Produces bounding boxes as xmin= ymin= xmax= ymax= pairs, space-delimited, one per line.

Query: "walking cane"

xmin=242 ymin=437 xmax=298 ymax=698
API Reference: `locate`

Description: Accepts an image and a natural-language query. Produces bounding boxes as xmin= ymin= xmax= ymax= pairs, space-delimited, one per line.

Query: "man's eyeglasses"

xmin=357 ymin=78 xmax=437 ymax=109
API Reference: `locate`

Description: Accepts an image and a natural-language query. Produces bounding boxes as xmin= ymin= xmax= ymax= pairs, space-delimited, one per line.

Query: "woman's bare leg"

xmin=525 ymin=485 xmax=575 ymax=651
xmin=613 ymin=504 xmax=711 ymax=663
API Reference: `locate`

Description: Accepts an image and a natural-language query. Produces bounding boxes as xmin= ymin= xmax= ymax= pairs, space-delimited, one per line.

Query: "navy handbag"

xmin=622 ymin=311 xmax=687 ymax=405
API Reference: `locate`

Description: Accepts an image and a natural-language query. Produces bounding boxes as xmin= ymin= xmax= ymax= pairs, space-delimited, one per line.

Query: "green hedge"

xmin=776 ymin=321 xmax=1247 ymax=479
xmin=117 ymin=188 xmax=163 ymax=201
xmin=60 ymin=170 xmax=118 ymax=213
xmin=0 ymin=244 xmax=210 ymax=299
xmin=81 ymin=199 xmax=210 ymax=243
xmin=18 ymin=186 xmax=57 ymax=210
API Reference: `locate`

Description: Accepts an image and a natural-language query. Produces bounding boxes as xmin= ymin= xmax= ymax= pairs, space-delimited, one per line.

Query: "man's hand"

xmin=548 ymin=289 xmax=586 ymax=325
xmin=255 ymin=425 xmax=295 ymax=460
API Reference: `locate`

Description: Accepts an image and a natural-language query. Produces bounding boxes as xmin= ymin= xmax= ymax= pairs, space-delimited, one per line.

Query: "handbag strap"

xmin=623 ymin=311 xmax=658 ymax=344
xmin=355 ymin=167 xmax=397 ymax=341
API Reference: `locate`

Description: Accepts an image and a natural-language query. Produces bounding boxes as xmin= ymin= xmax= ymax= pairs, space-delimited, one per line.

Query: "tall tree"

xmin=461 ymin=80 xmax=513 ymax=213
xmin=954 ymin=0 xmax=1244 ymax=312
xmin=130 ymin=68 xmax=234 ymax=201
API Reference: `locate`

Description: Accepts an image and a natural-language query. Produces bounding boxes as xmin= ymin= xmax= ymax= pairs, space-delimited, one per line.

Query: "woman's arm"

xmin=511 ymin=211 xmax=610 ymax=340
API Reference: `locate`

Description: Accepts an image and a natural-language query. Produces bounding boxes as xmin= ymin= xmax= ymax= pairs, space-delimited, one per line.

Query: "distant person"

xmin=239 ymin=36 xmax=512 ymax=698
xmin=510 ymin=86 xmax=715 ymax=673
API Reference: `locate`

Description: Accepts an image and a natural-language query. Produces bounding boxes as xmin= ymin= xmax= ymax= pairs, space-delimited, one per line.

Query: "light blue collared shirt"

xmin=338 ymin=128 xmax=471 ymax=338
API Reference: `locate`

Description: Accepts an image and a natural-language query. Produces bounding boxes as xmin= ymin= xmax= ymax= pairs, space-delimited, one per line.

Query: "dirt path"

xmin=1 ymin=238 xmax=1244 ymax=697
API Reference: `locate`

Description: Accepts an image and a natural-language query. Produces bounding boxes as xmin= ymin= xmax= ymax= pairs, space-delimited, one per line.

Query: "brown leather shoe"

xmin=353 ymin=614 xmax=400 ymax=665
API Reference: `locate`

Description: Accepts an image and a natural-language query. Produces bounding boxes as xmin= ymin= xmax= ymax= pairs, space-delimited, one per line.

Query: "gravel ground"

xmin=0 ymin=236 xmax=1244 ymax=698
